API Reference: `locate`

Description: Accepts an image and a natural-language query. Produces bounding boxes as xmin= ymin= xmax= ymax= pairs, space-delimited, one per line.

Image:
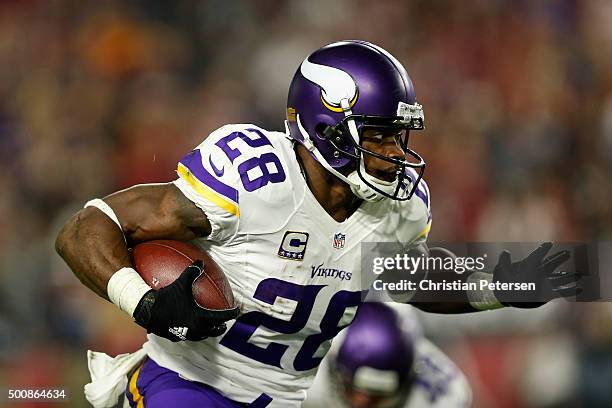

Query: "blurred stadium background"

xmin=0 ymin=0 xmax=611 ymax=407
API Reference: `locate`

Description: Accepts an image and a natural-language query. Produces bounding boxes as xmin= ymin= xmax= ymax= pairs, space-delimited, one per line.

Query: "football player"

xmin=304 ymin=302 xmax=472 ymax=408
xmin=55 ymin=40 xmax=578 ymax=407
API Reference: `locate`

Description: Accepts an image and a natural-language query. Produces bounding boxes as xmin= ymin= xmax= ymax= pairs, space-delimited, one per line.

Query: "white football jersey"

xmin=303 ymin=305 xmax=473 ymax=408
xmin=142 ymin=124 xmax=432 ymax=407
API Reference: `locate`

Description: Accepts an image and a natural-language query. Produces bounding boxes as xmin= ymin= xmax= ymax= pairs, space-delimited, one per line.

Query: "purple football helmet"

xmin=286 ymin=40 xmax=425 ymax=202
xmin=331 ymin=303 xmax=416 ymax=407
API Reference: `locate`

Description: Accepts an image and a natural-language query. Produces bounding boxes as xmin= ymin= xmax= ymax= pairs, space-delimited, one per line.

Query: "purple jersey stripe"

xmin=179 ymin=149 xmax=239 ymax=203
xmin=405 ymin=167 xmax=429 ymax=209
xmin=249 ymin=393 xmax=273 ymax=407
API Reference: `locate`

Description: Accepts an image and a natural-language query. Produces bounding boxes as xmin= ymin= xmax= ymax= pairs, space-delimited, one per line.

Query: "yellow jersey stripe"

xmin=416 ymin=221 xmax=432 ymax=240
xmin=129 ymin=362 xmax=145 ymax=408
xmin=177 ymin=163 xmax=240 ymax=217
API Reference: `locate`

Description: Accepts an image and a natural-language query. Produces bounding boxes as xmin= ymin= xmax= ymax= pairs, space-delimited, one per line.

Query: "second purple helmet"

xmin=332 ymin=302 xmax=416 ymax=402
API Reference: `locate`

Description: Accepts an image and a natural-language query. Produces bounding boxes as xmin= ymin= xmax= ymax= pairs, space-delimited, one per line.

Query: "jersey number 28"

xmin=220 ymin=278 xmax=362 ymax=371
xmin=215 ymin=129 xmax=286 ymax=192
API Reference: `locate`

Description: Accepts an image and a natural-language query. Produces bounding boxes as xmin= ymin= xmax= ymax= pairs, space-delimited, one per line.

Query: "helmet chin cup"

xmin=347 ymin=169 xmax=396 ymax=202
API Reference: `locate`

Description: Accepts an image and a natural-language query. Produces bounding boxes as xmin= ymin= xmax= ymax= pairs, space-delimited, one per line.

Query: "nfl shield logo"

xmin=333 ymin=233 xmax=346 ymax=249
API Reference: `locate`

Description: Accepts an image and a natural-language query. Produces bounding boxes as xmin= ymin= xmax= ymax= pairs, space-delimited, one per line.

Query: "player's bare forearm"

xmin=409 ymin=270 xmax=481 ymax=314
xmin=55 ymin=206 xmax=131 ymax=299
xmin=55 ymin=183 xmax=212 ymax=300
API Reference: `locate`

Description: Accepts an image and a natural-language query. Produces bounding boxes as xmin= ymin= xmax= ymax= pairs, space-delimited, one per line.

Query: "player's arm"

xmin=410 ymin=244 xmax=578 ymax=314
xmin=55 ymin=183 xmax=237 ymax=341
xmin=406 ymin=246 xmax=478 ymax=313
xmin=399 ymin=187 xmax=578 ymax=313
xmin=55 ymin=183 xmax=209 ymax=298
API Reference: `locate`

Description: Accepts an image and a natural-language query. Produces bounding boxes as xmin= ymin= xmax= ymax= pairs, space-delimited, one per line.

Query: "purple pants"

xmin=125 ymin=357 xmax=272 ymax=407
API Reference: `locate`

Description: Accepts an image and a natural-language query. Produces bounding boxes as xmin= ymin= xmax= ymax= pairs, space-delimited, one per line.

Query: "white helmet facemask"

xmin=292 ymin=114 xmax=395 ymax=202
xmin=343 ymin=108 xmax=400 ymax=202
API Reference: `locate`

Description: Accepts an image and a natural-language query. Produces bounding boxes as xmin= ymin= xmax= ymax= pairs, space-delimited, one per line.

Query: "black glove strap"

xmin=133 ymin=290 xmax=157 ymax=328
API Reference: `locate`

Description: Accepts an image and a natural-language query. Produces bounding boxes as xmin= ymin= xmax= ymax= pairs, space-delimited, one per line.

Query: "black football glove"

xmin=493 ymin=242 xmax=580 ymax=308
xmin=133 ymin=260 xmax=239 ymax=342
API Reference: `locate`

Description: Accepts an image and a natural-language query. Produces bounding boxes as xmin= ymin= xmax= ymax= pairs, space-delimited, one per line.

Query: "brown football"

xmin=130 ymin=240 xmax=237 ymax=311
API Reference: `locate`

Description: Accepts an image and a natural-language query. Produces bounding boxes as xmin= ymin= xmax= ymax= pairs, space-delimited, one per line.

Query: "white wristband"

xmin=107 ymin=267 xmax=152 ymax=317
xmin=466 ymin=272 xmax=504 ymax=311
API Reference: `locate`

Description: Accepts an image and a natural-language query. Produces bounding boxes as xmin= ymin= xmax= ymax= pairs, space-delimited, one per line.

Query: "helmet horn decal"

xmin=300 ymin=58 xmax=358 ymax=113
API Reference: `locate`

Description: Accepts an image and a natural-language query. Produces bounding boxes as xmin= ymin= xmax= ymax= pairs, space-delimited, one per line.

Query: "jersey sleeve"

xmin=408 ymin=166 xmax=432 ymax=244
xmin=173 ymin=124 xmax=295 ymax=243
xmin=393 ymin=170 xmax=432 ymax=245
xmin=408 ymin=168 xmax=432 ymax=242
xmin=173 ymin=126 xmax=243 ymax=244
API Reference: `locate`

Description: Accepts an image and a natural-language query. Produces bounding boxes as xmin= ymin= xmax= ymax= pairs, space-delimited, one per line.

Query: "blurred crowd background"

xmin=1 ymin=0 xmax=611 ymax=407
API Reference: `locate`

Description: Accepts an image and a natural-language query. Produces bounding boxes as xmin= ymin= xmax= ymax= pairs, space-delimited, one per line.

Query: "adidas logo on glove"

xmin=169 ymin=326 xmax=188 ymax=340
